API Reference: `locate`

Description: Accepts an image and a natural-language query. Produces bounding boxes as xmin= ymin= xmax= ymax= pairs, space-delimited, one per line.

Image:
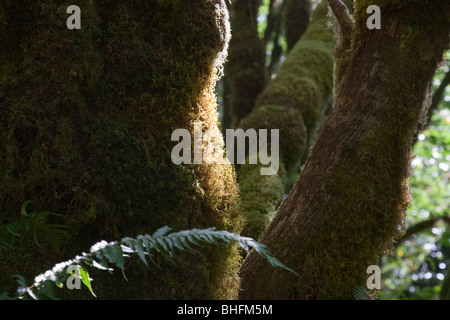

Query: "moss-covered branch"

xmin=0 ymin=0 xmax=243 ymax=299
xmin=238 ymin=0 xmax=335 ymax=239
xmin=327 ymin=0 xmax=354 ymax=48
xmin=240 ymin=0 xmax=450 ymax=299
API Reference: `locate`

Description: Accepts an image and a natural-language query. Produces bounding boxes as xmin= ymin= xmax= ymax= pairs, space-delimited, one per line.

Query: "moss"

xmin=240 ymin=0 xmax=450 ymax=300
xmin=250 ymin=0 xmax=334 ymax=172
xmin=238 ymin=162 xmax=284 ymax=239
xmin=236 ymin=0 xmax=334 ymax=238
xmin=291 ymin=131 xmax=411 ymax=299
xmin=226 ymin=0 xmax=266 ymax=124
xmin=299 ymin=0 xmax=449 ymax=299
xmin=240 ymin=105 xmax=307 ymax=171
xmin=0 ymin=0 xmax=243 ymax=299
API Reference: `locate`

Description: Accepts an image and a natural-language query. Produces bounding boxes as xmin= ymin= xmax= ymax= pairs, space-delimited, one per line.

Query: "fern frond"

xmin=4 ymin=226 xmax=299 ymax=300
xmin=353 ymin=285 xmax=373 ymax=300
xmin=0 ymin=202 xmax=69 ymax=253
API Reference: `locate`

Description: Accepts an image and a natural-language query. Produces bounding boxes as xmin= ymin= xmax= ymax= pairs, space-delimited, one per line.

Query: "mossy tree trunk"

xmin=239 ymin=0 xmax=450 ymax=299
xmin=238 ymin=0 xmax=335 ymax=239
xmin=0 ymin=0 xmax=243 ymax=299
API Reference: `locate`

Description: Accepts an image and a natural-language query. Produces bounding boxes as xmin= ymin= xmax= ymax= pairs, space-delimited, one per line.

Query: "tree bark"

xmin=240 ymin=0 xmax=450 ymax=299
xmin=237 ymin=0 xmax=335 ymax=239
xmin=284 ymin=0 xmax=311 ymax=51
xmin=0 ymin=0 xmax=243 ymax=299
xmin=226 ymin=0 xmax=266 ymax=126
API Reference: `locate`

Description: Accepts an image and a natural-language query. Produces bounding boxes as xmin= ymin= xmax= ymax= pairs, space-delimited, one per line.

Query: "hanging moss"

xmin=226 ymin=0 xmax=266 ymax=124
xmin=284 ymin=0 xmax=312 ymax=51
xmin=0 ymin=0 xmax=243 ymax=299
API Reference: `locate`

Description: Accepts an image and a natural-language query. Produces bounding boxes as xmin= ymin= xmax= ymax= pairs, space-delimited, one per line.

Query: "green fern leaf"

xmin=353 ymin=285 xmax=373 ymax=300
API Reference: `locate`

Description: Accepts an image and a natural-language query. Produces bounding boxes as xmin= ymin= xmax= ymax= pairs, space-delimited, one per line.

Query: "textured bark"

xmin=238 ymin=0 xmax=334 ymax=239
xmin=0 ymin=0 xmax=243 ymax=299
xmin=239 ymin=0 xmax=450 ymax=299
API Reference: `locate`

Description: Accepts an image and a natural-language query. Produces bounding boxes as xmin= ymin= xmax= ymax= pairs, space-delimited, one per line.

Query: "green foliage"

xmin=1 ymin=226 xmax=298 ymax=300
xmin=353 ymin=285 xmax=374 ymax=300
xmin=0 ymin=201 xmax=69 ymax=253
xmin=0 ymin=0 xmax=243 ymax=299
xmin=380 ymin=62 xmax=450 ymax=300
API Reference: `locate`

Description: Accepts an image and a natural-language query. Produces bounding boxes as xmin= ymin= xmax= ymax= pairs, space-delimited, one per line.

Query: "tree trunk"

xmin=238 ymin=0 xmax=334 ymax=239
xmin=0 ymin=0 xmax=243 ymax=299
xmin=239 ymin=0 xmax=450 ymax=299
xmin=226 ymin=0 xmax=266 ymax=126
xmin=284 ymin=0 xmax=311 ymax=51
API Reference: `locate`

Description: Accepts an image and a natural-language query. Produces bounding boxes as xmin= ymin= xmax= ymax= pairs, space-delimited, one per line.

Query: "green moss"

xmin=240 ymin=0 xmax=450 ymax=300
xmin=0 ymin=0 xmax=243 ymax=299
xmin=240 ymin=105 xmax=307 ymax=171
xmin=297 ymin=0 xmax=450 ymax=299
xmin=236 ymin=0 xmax=334 ymax=239
xmin=238 ymin=162 xmax=284 ymax=239
xmin=251 ymin=0 xmax=334 ymax=172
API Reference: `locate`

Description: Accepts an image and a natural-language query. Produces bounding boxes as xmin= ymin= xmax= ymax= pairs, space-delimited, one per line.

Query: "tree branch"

xmin=413 ymin=68 xmax=450 ymax=145
xmin=429 ymin=69 xmax=450 ymax=121
xmin=327 ymin=0 xmax=353 ymax=47
xmin=396 ymin=214 xmax=450 ymax=247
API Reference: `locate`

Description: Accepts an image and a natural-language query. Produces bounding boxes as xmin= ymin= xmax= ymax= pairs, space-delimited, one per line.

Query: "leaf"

xmin=179 ymin=234 xmax=201 ymax=255
xmin=0 ymin=292 xmax=13 ymax=300
xmin=187 ymin=234 xmax=204 ymax=247
xmin=5 ymin=224 xmax=21 ymax=237
xmin=13 ymin=274 xmax=27 ymax=288
xmin=152 ymin=226 xmax=171 ymax=238
xmin=171 ymin=236 xmax=186 ymax=252
xmin=26 ymin=288 xmax=38 ymax=300
xmin=353 ymin=285 xmax=373 ymax=300
xmin=94 ymin=251 xmax=110 ymax=270
xmin=39 ymin=280 xmax=59 ymax=300
xmin=20 ymin=200 xmax=34 ymax=217
xmin=105 ymin=245 xmax=124 ymax=269
xmin=133 ymin=240 xmax=148 ymax=267
xmin=79 ymin=267 xmax=96 ymax=297
xmin=13 ymin=226 xmax=300 ymax=300
xmin=120 ymin=244 xmax=134 ymax=253
xmin=92 ymin=259 xmax=113 ymax=271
